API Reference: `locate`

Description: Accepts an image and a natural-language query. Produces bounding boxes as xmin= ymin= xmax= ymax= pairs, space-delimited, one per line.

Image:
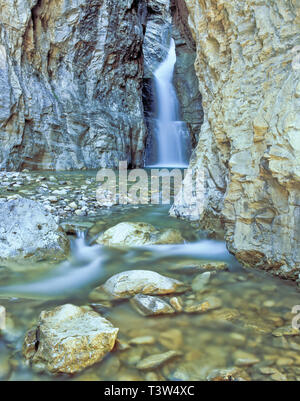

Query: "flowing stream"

xmin=0 ymin=171 xmax=300 ymax=381
xmin=146 ymin=39 xmax=191 ymax=167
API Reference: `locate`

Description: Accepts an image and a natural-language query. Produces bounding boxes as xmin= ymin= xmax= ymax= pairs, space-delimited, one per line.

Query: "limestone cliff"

xmin=0 ymin=0 xmax=147 ymax=170
xmin=172 ymin=0 xmax=300 ymax=279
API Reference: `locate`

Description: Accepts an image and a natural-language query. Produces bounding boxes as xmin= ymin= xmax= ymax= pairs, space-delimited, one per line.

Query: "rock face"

xmin=23 ymin=304 xmax=119 ymax=374
xmin=89 ymin=270 xmax=187 ymax=301
xmin=0 ymin=198 xmax=68 ymax=264
xmin=0 ymin=0 xmax=147 ymax=170
xmin=173 ymin=0 xmax=300 ymax=279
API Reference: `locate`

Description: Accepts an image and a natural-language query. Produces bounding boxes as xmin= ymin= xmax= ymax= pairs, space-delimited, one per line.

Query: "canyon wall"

xmin=0 ymin=0 xmax=147 ymax=170
xmin=172 ymin=0 xmax=300 ymax=279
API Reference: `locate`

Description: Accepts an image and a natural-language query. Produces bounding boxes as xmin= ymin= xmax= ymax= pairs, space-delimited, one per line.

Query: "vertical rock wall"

xmin=172 ymin=0 xmax=300 ymax=279
xmin=0 ymin=0 xmax=147 ymax=170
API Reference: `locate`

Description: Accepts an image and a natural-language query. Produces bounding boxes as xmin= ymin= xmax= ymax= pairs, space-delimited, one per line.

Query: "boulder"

xmin=89 ymin=270 xmax=187 ymax=301
xmin=96 ymin=222 xmax=184 ymax=247
xmin=23 ymin=304 xmax=119 ymax=374
xmin=0 ymin=198 xmax=68 ymax=265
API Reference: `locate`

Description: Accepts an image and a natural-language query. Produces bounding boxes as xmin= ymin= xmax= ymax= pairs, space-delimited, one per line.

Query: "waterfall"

xmin=146 ymin=38 xmax=191 ymax=168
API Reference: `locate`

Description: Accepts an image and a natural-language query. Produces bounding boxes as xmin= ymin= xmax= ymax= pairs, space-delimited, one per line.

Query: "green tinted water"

xmin=0 ymin=172 xmax=300 ymax=381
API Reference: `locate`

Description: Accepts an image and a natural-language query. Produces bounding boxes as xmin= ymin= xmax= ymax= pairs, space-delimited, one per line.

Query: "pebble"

xmin=233 ymin=351 xmax=260 ymax=367
xmin=159 ymin=329 xmax=183 ymax=350
xmin=191 ymin=272 xmax=211 ymax=293
xmin=184 ymin=296 xmax=222 ymax=313
xmin=169 ymin=297 xmax=183 ymax=312
xmin=130 ymin=294 xmax=175 ymax=316
xmin=129 ymin=336 xmax=156 ymax=345
xmin=136 ymin=351 xmax=182 ymax=370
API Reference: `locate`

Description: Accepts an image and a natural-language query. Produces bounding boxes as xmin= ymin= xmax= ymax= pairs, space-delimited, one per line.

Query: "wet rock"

xmin=90 ymin=270 xmax=187 ymax=301
xmin=197 ymin=261 xmax=229 ymax=272
xmin=191 ymin=272 xmax=211 ymax=293
xmin=169 ymin=296 xmax=183 ymax=312
xmin=271 ymin=370 xmax=288 ymax=381
xmin=209 ymin=308 xmax=240 ymax=322
xmin=276 ymin=357 xmax=294 ymax=367
xmin=23 ymin=304 xmax=119 ymax=374
xmin=272 ymin=326 xmax=300 ymax=337
xmin=23 ymin=329 xmax=37 ymax=360
xmin=167 ymin=264 xmax=203 ymax=275
xmin=207 ymin=367 xmax=250 ymax=381
xmin=168 ymin=261 xmax=228 ymax=275
xmin=136 ymin=350 xmax=182 ymax=370
xmin=233 ymin=351 xmax=260 ymax=367
xmin=116 ymin=339 xmax=131 ymax=351
xmin=60 ymin=221 xmax=94 ymax=235
xmin=144 ymin=372 xmax=160 ymax=381
xmin=259 ymin=367 xmax=278 ymax=375
xmin=129 ymin=336 xmax=156 ymax=345
xmin=96 ymin=222 xmax=184 ymax=247
xmin=184 ymin=296 xmax=222 ymax=313
xmin=130 ymin=294 xmax=175 ymax=316
xmin=159 ymin=329 xmax=183 ymax=350
xmin=157 ymin=229 xmax=184 ymax=245
xmin=0 ymin=198 xmax=68 ymax=265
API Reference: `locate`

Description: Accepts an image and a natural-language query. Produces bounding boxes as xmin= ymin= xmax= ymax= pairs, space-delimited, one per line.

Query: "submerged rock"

xmin=96 ymin=222 xmax=184 ymax=247
xmin=130 ymin=294 xmax=175 ymax=316
xmin=191 ymin=272 xmax=211 ymax=293
xmin=168 ymin=261 xmax=228 ymax=274
xmin=272 ymin=326 xmax=300 ymax=337
xmin=159 ymin=329 xmax=183 ymax=350
xmin=184 ymin=296 xmax=222 ymax=314
xmin=23 ymin=304 xmax=118 ymax=374
xmin=0 ymin=198 xmax=68 ymax=265
xmin=136 ymin=350 xmax=182 ymax=370
xmin=207 ymin=367 xmax=250 ymax=381
xmin=233 ymin=351 xmax=260 ymax=367
xmin=90 ymin=270 xmax=187 ymax=301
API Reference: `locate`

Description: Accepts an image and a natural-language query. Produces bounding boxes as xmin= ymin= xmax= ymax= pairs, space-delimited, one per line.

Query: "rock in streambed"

xmin=0 ymin=198 xmax=68 ymax=265
xmin=23 ymin=304 xmax=118 ymax=374
xmin=96 ymin=222 xmax=184 ymax=247
xmin=89 ymin=270 xmax=188 ymax=301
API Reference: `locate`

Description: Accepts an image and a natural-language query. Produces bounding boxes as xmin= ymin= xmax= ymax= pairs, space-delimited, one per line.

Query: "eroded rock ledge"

xmin=173 ymin=0 xmax=300 ymax=279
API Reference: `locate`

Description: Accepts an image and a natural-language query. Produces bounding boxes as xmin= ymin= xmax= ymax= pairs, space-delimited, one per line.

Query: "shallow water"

xmin=0 ymin=172 xmax=300 ymax=381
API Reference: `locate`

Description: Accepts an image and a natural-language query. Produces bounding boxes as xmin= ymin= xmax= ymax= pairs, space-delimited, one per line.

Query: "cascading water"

xmin=146 ymin=38 xmax=191 ymax=167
